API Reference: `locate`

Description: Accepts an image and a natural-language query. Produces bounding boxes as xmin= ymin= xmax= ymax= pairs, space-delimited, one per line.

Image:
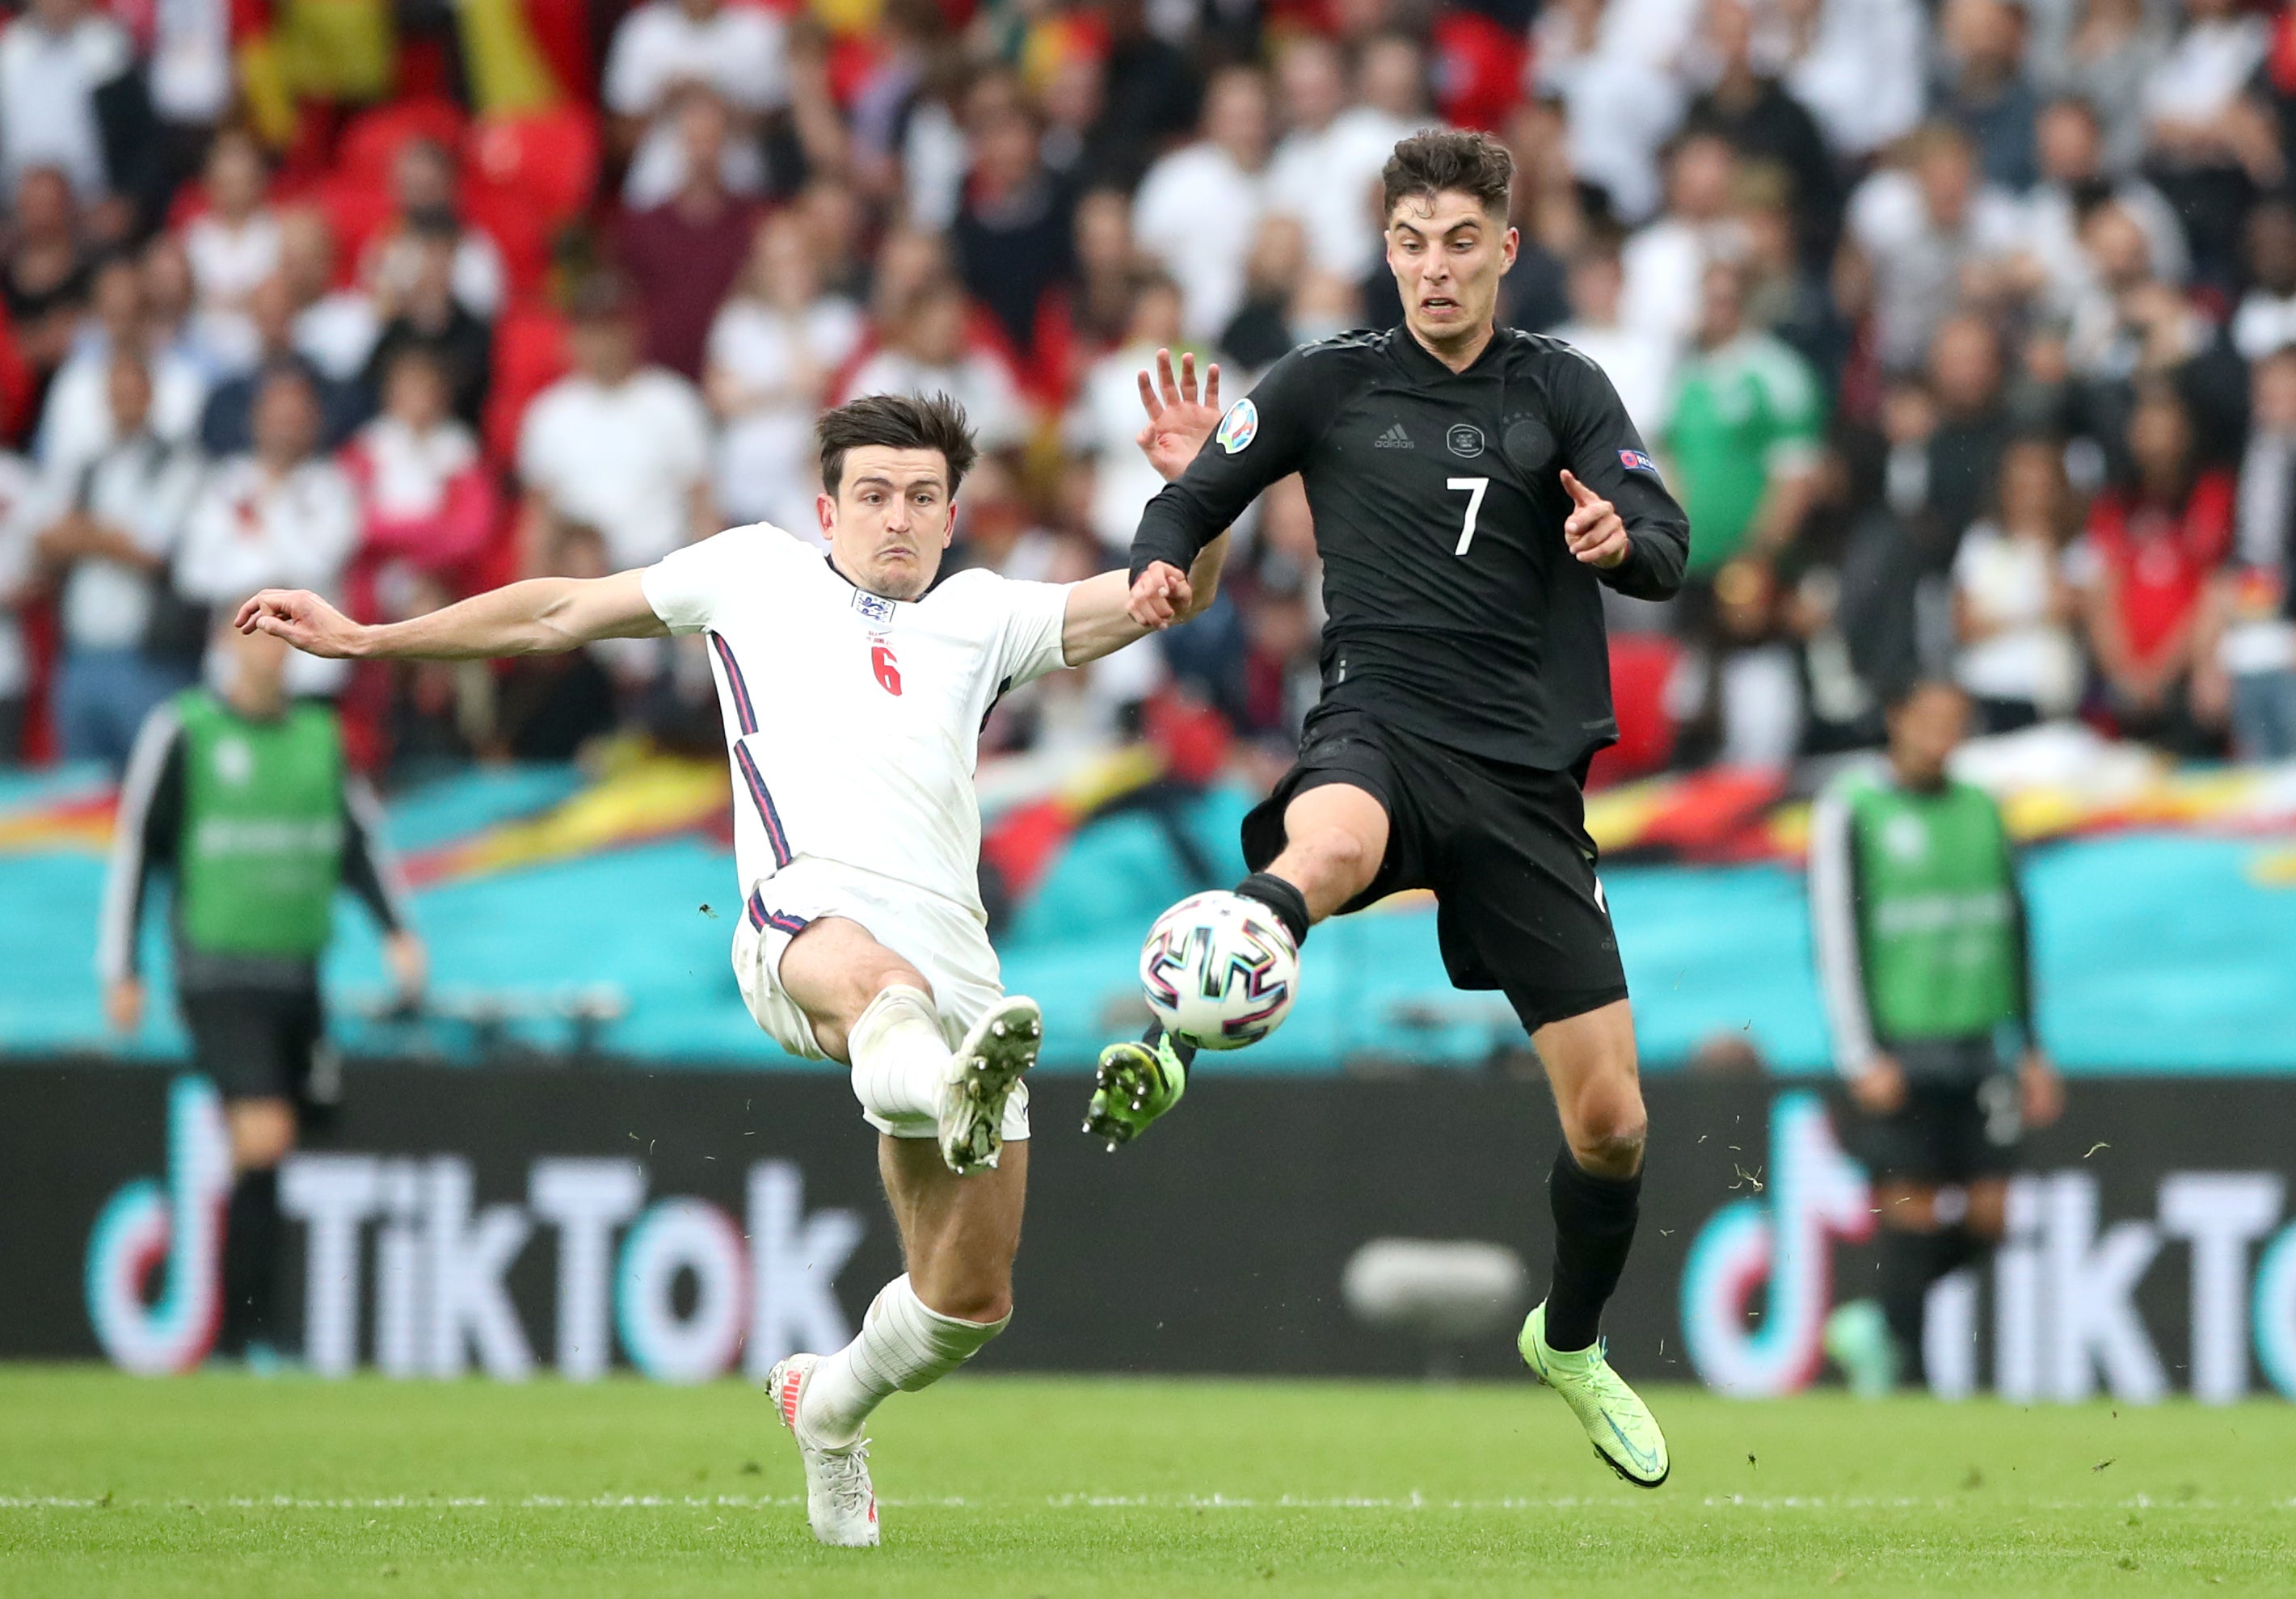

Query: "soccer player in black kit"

xmin=1089 ymin=130 xmax=1689 ymax=1485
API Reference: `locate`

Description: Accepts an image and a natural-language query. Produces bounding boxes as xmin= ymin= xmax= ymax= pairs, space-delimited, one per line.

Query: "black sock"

xmin=1876 ymin=1227 xmax=1943 ymax=1385
xmin=1140 ymin=1020 xmax=1197 ymax=1067
xmin=220 ymin=1167 xmax=282 ymax=1356
xmin=1234 ymin=871 xmax=1311 ymax=948
xmin=1544 ymin=1145 xmax=1641 ymax=1353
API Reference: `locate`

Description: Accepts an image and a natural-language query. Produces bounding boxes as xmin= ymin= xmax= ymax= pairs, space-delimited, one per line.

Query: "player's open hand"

xmin=235 ymin=588 xmax=367 ymax=658
xmin=1127 ymin=561 xmax=1195 ymax=629
xmin=1561 ymin=471 xmax=1629 ymax=569
xmin=1135 ymin=348 xmax=1222 ymax=484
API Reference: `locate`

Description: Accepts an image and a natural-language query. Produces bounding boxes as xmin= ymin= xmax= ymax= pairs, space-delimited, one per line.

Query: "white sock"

xmin=846 ymin=985 xmax=948 ymax=1129
xmin=798 ymin=1274 xmax=1009 ymax=1446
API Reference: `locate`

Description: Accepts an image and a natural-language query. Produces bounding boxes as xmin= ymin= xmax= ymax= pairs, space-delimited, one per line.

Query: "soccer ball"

xmin=1138 ymin=890 xmax=1300 ymax=1050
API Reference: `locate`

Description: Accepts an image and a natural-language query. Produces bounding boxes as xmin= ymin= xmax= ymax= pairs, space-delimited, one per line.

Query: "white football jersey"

xmin=642 ymin=524 xmax=1073 ymax=924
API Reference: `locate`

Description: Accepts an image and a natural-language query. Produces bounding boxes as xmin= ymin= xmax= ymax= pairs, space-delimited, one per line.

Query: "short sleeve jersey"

xmin=1662 ymin=330 xmax=1825 ymax=574
xmin=643 ymin=525 xmax=1072 ymax=919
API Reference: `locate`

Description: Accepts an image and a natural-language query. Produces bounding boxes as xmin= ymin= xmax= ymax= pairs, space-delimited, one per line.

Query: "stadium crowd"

xmin=1 ymin=0 xmax=2294 ymax=786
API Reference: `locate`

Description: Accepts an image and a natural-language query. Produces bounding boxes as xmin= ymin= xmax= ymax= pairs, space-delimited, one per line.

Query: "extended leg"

xmin=1532 ymin=999 xmax=1648 ymax=1349
xmin=766 ymin=918 xmax=1036 ymax=1545
xmin=769 ymin=1140 xmax=1027 ymax=1547
xmin=1514 ymin=998 xmax=1668 ymax=1488
xmin=781 ymin=917 xmax=1038 ymax=1176
xmin=1088 ymin=782 xmax=1390 ymax=1147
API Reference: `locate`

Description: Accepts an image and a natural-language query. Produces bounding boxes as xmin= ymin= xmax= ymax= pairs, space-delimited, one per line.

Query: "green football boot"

xmin=1082 ymin=1032 xmax=1190 ymax=1150
xmin=1822 ymin=1298 xmax=1900 ymax=1399
xmin=1519 ymin=1301 xmax=1670 ymax=1488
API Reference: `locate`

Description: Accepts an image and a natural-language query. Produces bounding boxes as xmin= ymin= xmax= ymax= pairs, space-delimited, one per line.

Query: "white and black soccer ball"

xmin=1138 ymin=890 xmax=1300 ymax=1051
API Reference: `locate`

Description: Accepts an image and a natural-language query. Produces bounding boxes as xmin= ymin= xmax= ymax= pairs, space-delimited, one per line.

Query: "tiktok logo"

xmin=84 ymin=1076 xmax=232 ymax=1374
xmin=1679 ymin=1092 xmax=1873 ymax=1396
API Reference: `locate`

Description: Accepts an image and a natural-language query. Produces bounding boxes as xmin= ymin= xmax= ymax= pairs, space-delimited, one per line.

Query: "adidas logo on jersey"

xmin=1374 ymin=423 xmax=1413 ymax=448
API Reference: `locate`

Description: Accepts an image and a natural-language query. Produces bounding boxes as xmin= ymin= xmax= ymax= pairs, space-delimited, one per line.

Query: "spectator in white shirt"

xmin=177 ymin=366 xmax=360 ymax=696
xmin=1952 ymin=436 xmax=2083 ymax=731
xmin=1533 ymin=0 xmax=1687 ymax=224
xmin=1772 ymin=0 xmax=1927 ymax=161
xmin=182 ymin=127 xmax=280 ymax=371
xmin=841 ymin=276 xmax=1030 ymax=456
xmin=602 ymin=0 xmax=785 ymax=208
xmin=2231 ymin=198 xmax=2296 ymax=363
xmin=1068 ymin=271 xmax=1188 ymax=558
xmin=0 ymin=0 xmax=150 ymax=226
xmin=2042 ymin=0 xmax=2168 ymax=179
xmin=1620 ymin=132 xmax=1740 ymax=351
xmin=35 ymin=353 xmax=205 ymax=768
xmin=2141 ymin=0 xmax=2271 ymax=280
xmin=1133 ymin=64 xmax=1273 ymax=342
xmin=1845 ymin=123 xmax=2028 ymax=373
xmin=2021 ymin=97 xmax=2189 ymax=314
xmin=1552 ymin=240 xmax=1675 ymax=438
xmin=359 ymin=138 xmax=507 ymax=322
xmin=2214 ymin=347 xmax=2296 ymax=758
xmin=37 ymin=256 xmax=208 ymax=488
xmin=276 ymin=207 xmax=380 ymax=385
xmin=705 ymin=211 xmax=866 ymax=536
xmin=516 ymin=275 xmax=715 ymax=574
xmin=1263 ymin=35 xmax=1412 ymax=286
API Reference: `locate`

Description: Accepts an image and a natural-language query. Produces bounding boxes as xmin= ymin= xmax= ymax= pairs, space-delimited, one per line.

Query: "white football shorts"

xmin=731 ymin=856 xmax=1029 ymax=1142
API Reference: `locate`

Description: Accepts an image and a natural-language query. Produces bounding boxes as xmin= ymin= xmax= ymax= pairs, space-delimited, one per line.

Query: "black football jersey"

xmin=1131 ymin=325 xmax=1691 ymax=770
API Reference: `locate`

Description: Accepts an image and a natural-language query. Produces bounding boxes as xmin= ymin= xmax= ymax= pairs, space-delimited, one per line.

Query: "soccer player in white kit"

xmin=234 ymin=363 xmax=1228 ymax=1548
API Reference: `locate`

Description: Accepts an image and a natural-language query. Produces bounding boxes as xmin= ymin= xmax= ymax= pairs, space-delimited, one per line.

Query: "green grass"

xmin=1 ymin=1366 xmax=2290 ymax=1597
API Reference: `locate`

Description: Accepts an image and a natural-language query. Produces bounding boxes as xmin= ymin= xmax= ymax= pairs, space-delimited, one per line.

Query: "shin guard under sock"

xmin=1544 ymin=1145 xmax=1641 ymax=1352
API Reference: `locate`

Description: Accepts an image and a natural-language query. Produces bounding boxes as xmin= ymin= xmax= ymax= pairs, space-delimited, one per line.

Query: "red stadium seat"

xmin=484 ymin=303 xmax=572 ymax=466
xmin=336 ymin=98 xmax=470 ymax=187
xmin=465 ymin=186 xmax=554 ymax=301
xmin=466 ymin=106 xmax=601 ymax=230
xmin=1587 ymin=633 xmax=1681 ymax=788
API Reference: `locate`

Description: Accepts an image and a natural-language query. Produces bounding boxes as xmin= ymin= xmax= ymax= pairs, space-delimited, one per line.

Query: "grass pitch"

xmin=1 ymin=1366 xmax=2290 ymax=1597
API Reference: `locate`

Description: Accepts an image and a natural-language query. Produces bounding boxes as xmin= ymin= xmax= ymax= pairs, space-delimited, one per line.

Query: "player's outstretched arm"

xmin=235 ymin=571 xmax=668 ymax=660
xmin=1061 ymin=532 xmax=1229 ymax=666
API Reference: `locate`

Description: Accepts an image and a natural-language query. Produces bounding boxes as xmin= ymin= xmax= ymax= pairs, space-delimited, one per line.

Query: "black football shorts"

xmin=180 ymin=987 xmax=328 ymax=1104
xmin=1242 ymin=705 xmax=1629 ymax=1031
xmin=1847 ymin=1065 xmax=2023 ymax=1185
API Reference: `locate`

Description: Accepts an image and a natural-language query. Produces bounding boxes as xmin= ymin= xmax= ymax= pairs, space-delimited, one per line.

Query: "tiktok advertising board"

xmin=1 ymin=1064 xmax=2291 ymax=1399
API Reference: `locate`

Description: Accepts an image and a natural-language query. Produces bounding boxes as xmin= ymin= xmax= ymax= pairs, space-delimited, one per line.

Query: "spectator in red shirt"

xmin=615 ymin=88 xmax=765 ymax=381
xmin=2077 ymin=384 xmax=2235 ymax=752
xmin=341 ymin=345 xmax=499 ymax=622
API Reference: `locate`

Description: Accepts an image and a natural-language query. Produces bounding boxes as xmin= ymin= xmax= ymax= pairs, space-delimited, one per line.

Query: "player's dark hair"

xmin=817 ymin=391 xmax=979 ymax=497
xmin=1382 ymin=129 xmax=1514 ymax=225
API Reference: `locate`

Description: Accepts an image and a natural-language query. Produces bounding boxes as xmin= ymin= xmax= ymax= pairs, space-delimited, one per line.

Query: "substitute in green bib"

xmin=1806 ymin=679 xmax=2064 ymax=1395
xmin=99 ymin=613 xmax=425 ymax=1367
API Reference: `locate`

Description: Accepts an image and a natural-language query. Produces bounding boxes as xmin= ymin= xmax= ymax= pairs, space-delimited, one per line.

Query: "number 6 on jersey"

xmin=1447 ymin=476 xmax=1489 ymax=556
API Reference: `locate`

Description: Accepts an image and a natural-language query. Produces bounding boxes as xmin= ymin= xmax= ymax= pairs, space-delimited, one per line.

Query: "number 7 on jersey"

xmin=1446 ymin=477 xmax=1489 ymax=556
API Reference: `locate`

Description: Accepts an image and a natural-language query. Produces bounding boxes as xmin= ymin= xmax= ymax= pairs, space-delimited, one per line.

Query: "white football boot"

xmin=937 ymin=995 xmax=1041 ymax=1176
xmin=768 ymin=1353 xmax=880 ymax=1547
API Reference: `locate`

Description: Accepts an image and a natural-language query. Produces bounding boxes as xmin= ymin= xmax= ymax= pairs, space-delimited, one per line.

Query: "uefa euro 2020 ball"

xmin=1138 ymin=890 xmax=1300 ymax=1051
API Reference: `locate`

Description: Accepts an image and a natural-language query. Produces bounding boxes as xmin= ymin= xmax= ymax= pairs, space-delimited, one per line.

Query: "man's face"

xmin=1888 ymin=684 xmax=1969 ymax=785
xmin=252 ymin=375 xmax=318 ymax=462
xmin=817 ymin=445 xmax=958 ymax=600
xmin=1385 ymin=190 xmax=1516 ymax=346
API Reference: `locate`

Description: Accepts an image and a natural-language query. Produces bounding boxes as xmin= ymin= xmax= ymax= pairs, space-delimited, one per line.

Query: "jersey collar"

xmin=1391 ymin=320 xmax=1510 ymax=382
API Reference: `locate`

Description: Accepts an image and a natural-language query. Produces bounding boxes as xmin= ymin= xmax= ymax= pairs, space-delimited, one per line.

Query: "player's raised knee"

xmin=1569 ymin=1112 xmax=1647 ymax=1177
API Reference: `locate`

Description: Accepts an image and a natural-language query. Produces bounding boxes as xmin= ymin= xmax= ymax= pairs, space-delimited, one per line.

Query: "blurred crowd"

xmin=2 ymin=0 xmax=2294 ymax=788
